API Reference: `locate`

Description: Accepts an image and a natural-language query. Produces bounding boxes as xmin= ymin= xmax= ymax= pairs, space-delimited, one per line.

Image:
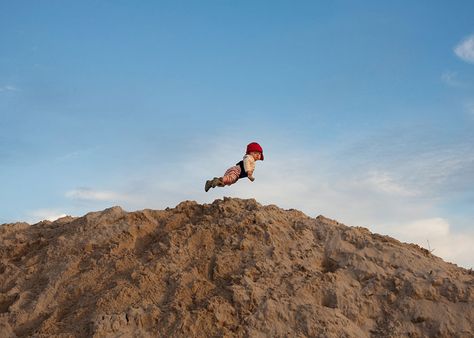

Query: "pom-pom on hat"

xmin=246 ymin=142 xmax=264 ymax=160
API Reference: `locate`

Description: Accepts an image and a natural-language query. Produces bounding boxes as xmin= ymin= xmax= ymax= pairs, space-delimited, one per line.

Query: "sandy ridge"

xmin=0 ymin=198 xmax=473 ymax=337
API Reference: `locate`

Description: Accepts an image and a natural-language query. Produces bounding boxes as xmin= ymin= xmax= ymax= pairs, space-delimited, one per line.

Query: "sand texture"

xmin=1 ymin=198 xmax=473 ymax=337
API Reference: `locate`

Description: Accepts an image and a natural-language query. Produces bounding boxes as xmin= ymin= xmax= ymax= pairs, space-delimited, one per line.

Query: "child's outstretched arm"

xmin=248 ymin=170 xmax=255 ymax=181
xmin=243 ymin=155 xmax=256 ymax=181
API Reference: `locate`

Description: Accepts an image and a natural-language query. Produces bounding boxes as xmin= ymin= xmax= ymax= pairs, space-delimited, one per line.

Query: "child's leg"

xmin=205 ymin=177 xmax=224 ymax=191
xmin=204 ymin=165 xmax=241 ymax=192
xmin=222 ymin=165 xmax=241 ymax=186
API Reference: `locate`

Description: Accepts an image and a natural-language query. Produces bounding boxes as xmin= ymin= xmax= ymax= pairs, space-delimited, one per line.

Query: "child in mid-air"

xmin=205 ymin=142 xmax=264 ymax=192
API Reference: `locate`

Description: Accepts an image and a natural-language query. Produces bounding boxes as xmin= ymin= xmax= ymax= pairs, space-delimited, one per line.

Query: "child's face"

xmin=250 ymin=152 xmax=262 ymax=161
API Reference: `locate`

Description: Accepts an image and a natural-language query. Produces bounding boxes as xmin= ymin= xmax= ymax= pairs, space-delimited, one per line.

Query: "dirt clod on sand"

xmin=1 ymin=198 xmax=473 ymax=337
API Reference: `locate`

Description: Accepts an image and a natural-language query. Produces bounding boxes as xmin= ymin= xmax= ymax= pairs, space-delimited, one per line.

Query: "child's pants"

xmin=222 ymin=165 xmax=241 ymax=185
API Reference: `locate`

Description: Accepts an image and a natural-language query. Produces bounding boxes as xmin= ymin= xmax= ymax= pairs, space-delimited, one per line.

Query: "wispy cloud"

xmin=364 ymin=170 xmax=418 ymax=196
xmin=0 ymin=85 xmax=19 ymax=92
xmin=55 ymin=146 xmax=101 ymax=163
xmin=454 ymin=34 xmax=474 ymax=63
xmin=66 ymin=187 xmax=131 ymax=202
xmin=441 ymin=71 xmax=463 ymax=87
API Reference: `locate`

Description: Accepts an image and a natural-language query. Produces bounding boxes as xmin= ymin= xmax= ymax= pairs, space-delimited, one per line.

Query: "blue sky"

xmin=1 ymin=1 xmax=473 ymax=267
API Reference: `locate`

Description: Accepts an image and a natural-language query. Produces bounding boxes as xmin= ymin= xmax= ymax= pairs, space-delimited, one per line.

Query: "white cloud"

xmin=66 ymin=188 xmax=131 ymax=202
xmin=376 ymin=218 xmax=474 ymax=269
xmin=454 ymin=35 xmax=474 ymax=63
xmin=28 ymin=209 xmax=68 ymax=223
xmin=392 ymin=217 xmax=450 ymax=238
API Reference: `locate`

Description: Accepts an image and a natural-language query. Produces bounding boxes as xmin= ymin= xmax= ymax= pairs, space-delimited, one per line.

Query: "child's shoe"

xmin=205 ymin=179 xmax=213 ymax=192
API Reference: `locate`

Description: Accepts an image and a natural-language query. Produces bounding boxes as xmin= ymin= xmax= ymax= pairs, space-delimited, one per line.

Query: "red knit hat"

xmin=246 ymin=142 xmax=264 ymax=160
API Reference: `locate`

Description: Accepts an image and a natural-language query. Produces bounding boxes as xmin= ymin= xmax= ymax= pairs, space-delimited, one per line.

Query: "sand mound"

xmin=1 ymin=198 xmax=473 ymax=337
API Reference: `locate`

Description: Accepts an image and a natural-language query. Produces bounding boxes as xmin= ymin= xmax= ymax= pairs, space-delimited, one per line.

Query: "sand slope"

xmin=1 ymin=198 xmax=473 ymax=337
